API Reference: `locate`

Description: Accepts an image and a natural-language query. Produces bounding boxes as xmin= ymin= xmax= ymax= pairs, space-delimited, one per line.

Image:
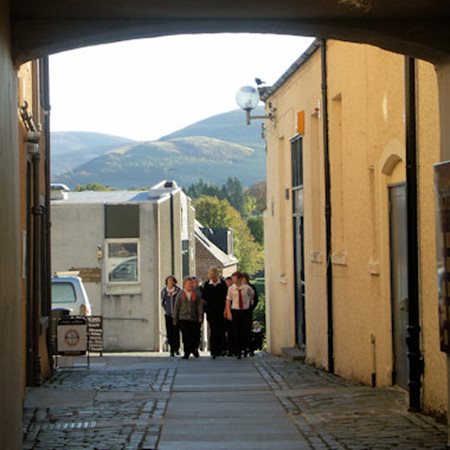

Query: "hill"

xmin=162 ymin=107 xmax=265 ymax=150
xmin=51 ymin=131 xmax=136 ymax=175
xmin=57 ymin=136 xmax=265 ymax=189
xmin=53 ymin=108 xmax=267 ymax=189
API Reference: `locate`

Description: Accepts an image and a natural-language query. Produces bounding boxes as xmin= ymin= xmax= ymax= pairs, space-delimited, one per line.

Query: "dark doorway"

xmin=389 ymin=183 xmax=409 ymax=390
xmin=292 ymin=136 xmax=306 ymax=350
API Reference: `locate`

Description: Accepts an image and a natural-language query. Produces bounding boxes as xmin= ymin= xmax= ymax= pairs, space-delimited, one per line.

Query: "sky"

xmin=50 ymin=34 xmax=314 ymax=142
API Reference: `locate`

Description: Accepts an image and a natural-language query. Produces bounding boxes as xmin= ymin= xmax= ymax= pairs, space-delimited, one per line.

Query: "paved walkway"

xmin=23 ymin=353 xmax=447 ymax=449
xmin=158 ymin=357 xmax=306 ymax=449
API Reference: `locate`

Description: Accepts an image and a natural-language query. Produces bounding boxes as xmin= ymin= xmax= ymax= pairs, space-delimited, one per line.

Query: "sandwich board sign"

xmin=57 ymin=316 xmax=88 ymax=356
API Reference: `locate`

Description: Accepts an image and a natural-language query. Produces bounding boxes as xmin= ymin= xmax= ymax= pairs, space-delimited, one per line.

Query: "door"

xmin=389 ymin=184 xmax=409 ymax=390
xmin=293 ymin=214 xmax=306 ymax=349
xmin=292 ymin=136 xmax=305 ymax=350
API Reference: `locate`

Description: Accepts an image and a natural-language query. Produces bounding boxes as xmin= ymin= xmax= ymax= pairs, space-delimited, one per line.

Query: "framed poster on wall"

xmin=434 ymin=161 xmax=450 ymax=353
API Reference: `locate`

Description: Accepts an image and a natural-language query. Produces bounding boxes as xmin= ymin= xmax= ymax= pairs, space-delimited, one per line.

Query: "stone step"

xmin=282 ymin=347 xmax=306 ymax=362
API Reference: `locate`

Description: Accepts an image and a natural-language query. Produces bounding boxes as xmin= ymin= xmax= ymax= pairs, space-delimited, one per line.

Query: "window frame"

xmin=104 ymin=238 xmax=140 ymax=285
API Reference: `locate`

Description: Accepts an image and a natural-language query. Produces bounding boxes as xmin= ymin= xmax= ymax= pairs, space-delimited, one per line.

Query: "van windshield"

xmin=52 ymin=282 xmax=76 ymax=304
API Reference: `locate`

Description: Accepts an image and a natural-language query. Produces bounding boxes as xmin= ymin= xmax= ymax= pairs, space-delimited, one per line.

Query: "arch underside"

xmin=10 ymin=0 xmax=450 ymax=63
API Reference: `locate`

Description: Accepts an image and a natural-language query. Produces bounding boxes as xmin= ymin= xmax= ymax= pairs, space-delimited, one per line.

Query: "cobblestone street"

xmin=23 ymin=353 xmax=447 ymax=449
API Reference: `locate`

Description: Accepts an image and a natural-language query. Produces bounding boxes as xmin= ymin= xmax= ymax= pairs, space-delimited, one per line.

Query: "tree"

xmin=247 ymin=215 xmax=264 ymax=245
xmin=75 ymin=183 xmax=113 ymax=191
xmin=186 ymin=179 xmax=223 ymax=199
xmin=247 ymin=180 xmax=267 ymax=212
xmin=223 ymin=177 xmax=245 ymax=215
xmin=194 ymin=195 xmax=264 ymax=274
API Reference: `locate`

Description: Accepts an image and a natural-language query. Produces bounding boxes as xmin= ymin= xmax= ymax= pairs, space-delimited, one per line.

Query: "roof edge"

xmin=260 ymin=38 xmax=321 ymax=101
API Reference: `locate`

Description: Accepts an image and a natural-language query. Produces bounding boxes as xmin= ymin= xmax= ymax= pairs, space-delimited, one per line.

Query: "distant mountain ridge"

xmin=162 ymin=107 xmax=265 ymax=149
xmin=53 ymin=108 xmax=266 ymax=189
xmin=51 ymin=131 xmax=136 ymax=176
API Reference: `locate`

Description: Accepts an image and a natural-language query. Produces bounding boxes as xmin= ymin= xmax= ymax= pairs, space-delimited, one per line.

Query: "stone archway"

xmin=4 ymin=2 xmax=450 ymax=449
xmin=10 ymin=1 xmax=450 ymax=64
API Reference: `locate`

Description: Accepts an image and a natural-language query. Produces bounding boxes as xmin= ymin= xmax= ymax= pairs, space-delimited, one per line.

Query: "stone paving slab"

xmin=23 ymin=353 xmax=449 ymax=449
xmin=158 ymin=357 xmax=306 ymax=449
xmin=256 ymin=356 xmax=447 ymax=450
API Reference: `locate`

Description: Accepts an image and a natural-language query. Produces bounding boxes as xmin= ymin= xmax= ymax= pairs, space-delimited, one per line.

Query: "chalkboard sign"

xmin=87 ymin=316 xmax=104 ymax=354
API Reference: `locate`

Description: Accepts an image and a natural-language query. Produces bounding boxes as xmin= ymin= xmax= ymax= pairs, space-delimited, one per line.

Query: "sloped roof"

xmin=260 ymin=39 xmax=321 ymax=101
xmin=195 ymin=221 xmax=238 ymax=267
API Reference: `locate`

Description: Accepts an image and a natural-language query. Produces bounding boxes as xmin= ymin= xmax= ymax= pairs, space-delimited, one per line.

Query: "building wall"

xmin=326 ymin=41 xmax=407 ymax=385
xmin=0 ymin=1 xmax=22 ymax=448
xmin=416 ymin=60 xmax=447 ymax=414
xmin=51 ymin=201 xmax=161 ymax=351
xmin=155 ymin=191 xmax=196 ymax=349
xmin=17 ymin=59 xmax=52 ymax=388
xmin=265 ymin=40 xmax=447 ymax=414
xmin=18 ymin=62 xmax=29 ymax=399
xmin=187 ymin=199 xmax=196 ymax=277
xmin=51 ymin=203 xmax=104 ymax=312
xmin=264 ymin=47 xmax=328 ymax=363
xmin=195 ymin=239 xmax=238 ymax=281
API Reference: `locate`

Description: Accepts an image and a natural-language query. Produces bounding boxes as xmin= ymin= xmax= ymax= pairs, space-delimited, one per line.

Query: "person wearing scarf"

xmin=161 ymin=275 xmax=181 ymax=357
xmin=173 ymin=277 xmax=204 ymax=359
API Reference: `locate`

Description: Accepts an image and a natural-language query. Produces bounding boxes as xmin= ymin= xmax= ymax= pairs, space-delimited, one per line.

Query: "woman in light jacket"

xmin=161 ymin=275 xmax=181 ymax=357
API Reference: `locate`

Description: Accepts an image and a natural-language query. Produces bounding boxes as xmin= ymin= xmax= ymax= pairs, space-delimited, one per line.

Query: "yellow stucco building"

xmin=264 ymin=39 xmax=445 ymax=414
xmin=17 ymin=60 xmax=52 ymax=392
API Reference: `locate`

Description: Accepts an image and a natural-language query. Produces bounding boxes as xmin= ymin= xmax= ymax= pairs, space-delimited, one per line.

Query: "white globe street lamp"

xmin=235 ymin=86 xmax=260 ymax=111
xmin=235 ymin=85 xmax=276 ymax=125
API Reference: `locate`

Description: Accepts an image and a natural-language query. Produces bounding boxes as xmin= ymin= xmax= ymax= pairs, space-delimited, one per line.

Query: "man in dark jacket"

xmin=202 ymin=267 xmax=228 ymax=359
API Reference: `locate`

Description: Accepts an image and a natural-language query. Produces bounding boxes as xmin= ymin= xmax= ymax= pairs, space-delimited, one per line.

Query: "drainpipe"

xmin=25 ymin=158 xmax=33 ymax=386
xmin=28 ymin=132 xmax=43 ymax=385
xmin=321 ymin=39 xmax=335 ymax=374
xmin=170 ymin=193 xmax=175 ymax=275
xmin=404 ymin=56 xmax=424 ymax=412
xmin=40 ymin=56 xmax=53 ymax=373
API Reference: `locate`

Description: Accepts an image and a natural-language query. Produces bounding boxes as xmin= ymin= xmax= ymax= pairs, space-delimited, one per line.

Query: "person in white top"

xmin=225 ymin=271 xmax=254 ymax=359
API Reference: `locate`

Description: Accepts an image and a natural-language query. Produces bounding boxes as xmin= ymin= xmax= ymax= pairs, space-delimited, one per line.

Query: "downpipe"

xmin=321 ymin=39 xmax=335 ymax=374
xmin=404 ymin=56 xmax=424 ymax=412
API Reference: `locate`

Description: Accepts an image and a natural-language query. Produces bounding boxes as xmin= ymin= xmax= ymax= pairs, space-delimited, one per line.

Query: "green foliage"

xmin=188 ymin=177 xmax=258 ymax=218
xmin=252 ymin=277 xmax=266 ymax=329
xmin=193 ymin=196 xmax=264 ymax=274
xmin=223 ymin=177 xmax=245 ymax=214
xmin=186 ymin=179 xmax=224 ymax=199
xmin=247 ymin=181 xmax=267 ymax=212
xmin=243 ymin=194 xmax=257 ymax=219
xmin=74 ymin=183 xmax=114 ymax=191
xmin=247 ymin=215 xmax=264 ymax=245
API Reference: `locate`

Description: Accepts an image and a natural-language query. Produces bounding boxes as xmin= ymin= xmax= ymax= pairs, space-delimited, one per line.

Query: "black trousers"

xmin=195 ymin=322 xmax=201 ymax=351
xmin=231 ymin=309 xmax=252 ymax=356
xmin=165 ymin=314 xmax=180 ymax=354
xmin=224 ymin=319 xmax=235 ymax=355
xmin=179 ymin=320 xmax=198 ymax=356
xmin=207 ymin=313 xmax=225 ymax=356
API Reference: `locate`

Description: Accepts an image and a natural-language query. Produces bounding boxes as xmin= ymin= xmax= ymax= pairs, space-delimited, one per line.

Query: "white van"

xmin=51 ymin=275 xmax=92 ymax=316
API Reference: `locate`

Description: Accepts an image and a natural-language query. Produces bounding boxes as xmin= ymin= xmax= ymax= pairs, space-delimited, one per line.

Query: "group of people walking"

xmin=161 ymin=268 xmax=262 ymax=359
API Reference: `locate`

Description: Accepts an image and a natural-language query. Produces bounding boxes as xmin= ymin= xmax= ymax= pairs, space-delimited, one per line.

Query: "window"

xmin=52 ymin=282 xmax=76 ymax=304
xmin=105 ymin=205 xmax=139 ymax=238
xmin=292 ymin=136 xmax=304 ymax=216
xmin=105 ymin=240 xmax=139 ymax=283
xmin=291 ymin=136 xmax=303 ymax=189
xmin=182 ymin=239 xmax=190 ymax=278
